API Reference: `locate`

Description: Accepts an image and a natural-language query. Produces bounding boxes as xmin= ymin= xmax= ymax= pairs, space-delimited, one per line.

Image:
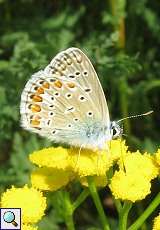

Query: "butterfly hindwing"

xmin=20 ymin=48 xmax=110 ymax=148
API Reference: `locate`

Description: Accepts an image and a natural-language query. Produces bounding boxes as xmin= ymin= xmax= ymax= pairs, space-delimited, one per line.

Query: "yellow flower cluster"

xmin=119 ymin=151 xmax=158 ymax=180
xmin=1 ymin=185 xmax=46 ymax=229
xmin=110 ymin=151 xmax=159 ymax=202
xmin=22 ymin=224 xmax=38 ymax=230
xmin=29 ymin=138 xmax=159 ymax=204
xmin=155 ymin=149 xmax=160 ymax=167
xmin=110 ymin=170 xmax=151 ymax=202
xmin=29 ymin=140 xmax=126 ymax=191
xmin=30 ymin=140 xmax=128 ymax=191
xmin=153 ymin=214 xmax=160 ymax=230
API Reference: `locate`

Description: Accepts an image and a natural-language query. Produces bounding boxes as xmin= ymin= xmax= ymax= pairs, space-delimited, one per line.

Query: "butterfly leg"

xmin=105 ymin=141 xmax=111 ymax=156
xmin=74 ymin=144 xmax=84 ymax=170
xmin=120 ymin=138 xmax=126 ymax=172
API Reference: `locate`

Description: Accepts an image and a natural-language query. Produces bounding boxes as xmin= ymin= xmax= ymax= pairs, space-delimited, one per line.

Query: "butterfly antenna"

xmin=117 ymin=110 xmax=153 ymax=123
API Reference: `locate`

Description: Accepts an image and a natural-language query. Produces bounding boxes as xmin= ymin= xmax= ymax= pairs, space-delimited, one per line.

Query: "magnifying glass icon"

xmin=3 ymin=211 xmax=18 ymax=227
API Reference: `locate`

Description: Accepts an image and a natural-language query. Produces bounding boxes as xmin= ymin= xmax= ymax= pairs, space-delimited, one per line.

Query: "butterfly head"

xmin=110 ymin=121 xmax=123 ymax=139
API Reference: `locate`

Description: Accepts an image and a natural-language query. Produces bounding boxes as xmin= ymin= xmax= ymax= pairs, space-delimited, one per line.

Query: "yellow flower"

xmin=155 ymin=149 xmax=160 ymax=167
xmin=68 ymin=147 xmax=113 ymax=177
xmin=80 ymin=175 xmax=108 ymax=187
xmin=109 ymin=139 xmax=128 ymax=161
xmin=31 ymin=167 xmax=72 ymax=191
xmin=1 ymin=185 xmax=46 ymax=223
xmin=153 ymin=214 xmax=160 ymax=230
xmin=29 ymin=147 xmax=69 ymax=170
xmin=22 ymin=224 xmax=38 ymax=230
xmin=110 ymin=170 xmax=151 ymax=202
xmin=121 ymin=151 xmax=159 ymax=180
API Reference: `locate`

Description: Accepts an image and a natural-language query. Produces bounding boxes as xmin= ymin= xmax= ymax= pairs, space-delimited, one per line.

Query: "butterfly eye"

xmin=68 ymin=124 xmax=72 ymax=128
xmin=113 ymin=128 xmax=117 ymax=136
xmin=52 ymin=130 xmax=56 ymax=134
xmin=111 ymin=123 xmax=122 ymax=139
xmin=112 ymin=128 xmax=120 ymax=139
xmin=51 ymin=97 xmax=54 ymax=100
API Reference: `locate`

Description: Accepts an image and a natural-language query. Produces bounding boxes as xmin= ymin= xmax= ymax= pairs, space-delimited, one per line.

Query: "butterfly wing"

xmin=20 ymin=48 xmax=111 ymax=148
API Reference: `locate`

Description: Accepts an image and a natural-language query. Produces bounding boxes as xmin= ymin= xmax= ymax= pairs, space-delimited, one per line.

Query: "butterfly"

xmin=20 ymin=47 xmax=123 ymax=150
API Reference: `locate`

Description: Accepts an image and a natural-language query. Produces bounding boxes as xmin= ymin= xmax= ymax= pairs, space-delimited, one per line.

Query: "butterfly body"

xmin=20 ymin=48 xmax=122 ymax=150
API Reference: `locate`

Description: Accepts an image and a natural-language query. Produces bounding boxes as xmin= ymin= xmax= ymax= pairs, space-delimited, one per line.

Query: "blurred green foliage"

xmin=0 ymin=0 xmax=159 ymax=229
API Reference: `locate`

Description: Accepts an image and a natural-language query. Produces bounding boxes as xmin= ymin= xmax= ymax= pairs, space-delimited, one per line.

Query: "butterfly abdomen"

xmin=72 ymin=121 xmax=110 ymax=149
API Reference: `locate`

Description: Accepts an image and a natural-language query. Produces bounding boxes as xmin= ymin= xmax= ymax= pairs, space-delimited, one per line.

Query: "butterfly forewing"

xmin=20 ymin=48 xmax=110 ymax=148
xmin=45 ymin=48 xmax=109 ymax=122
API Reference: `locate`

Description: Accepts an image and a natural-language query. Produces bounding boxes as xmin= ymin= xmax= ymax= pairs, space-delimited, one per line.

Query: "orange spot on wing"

xmin=43 ymin=82 xmax=50 ymax=89
xmin=67 ymin=82 xmax=75 ymax=88
xmin=33 ymin=115 xmax=41 ymax=120
xmin=36 ymin=87 xmax=44 ymax=94
xmin=31 ymin=95 xmax=43 ymax=102
xmin=31 ymin=119 xmax=40 ymax=126
xmin=54 ymin=80 xmax=62 ymax=88
xmin=30 ymin=104 xmax=41 ymax=112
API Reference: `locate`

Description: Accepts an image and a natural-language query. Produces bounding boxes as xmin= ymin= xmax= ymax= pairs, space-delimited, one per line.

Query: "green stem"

xmin=64 ymin=191 xmax=75 ymax=230
xmin=73 ymin=189 xmax=89 ymax=211
xmin=128 ymin=192 xmax=160 ymax=230
xmin=119 ymin=202 xmax=132 ymax=230
xmin=109 ymin=0 xmax=126 ymax=48
xmin=87 ymin=176 xmax=111 ymax=230
xmin=136 ymin=203 xmax=147 ymax=230
xmin=114 ymin=198 xmax=122 ymax=214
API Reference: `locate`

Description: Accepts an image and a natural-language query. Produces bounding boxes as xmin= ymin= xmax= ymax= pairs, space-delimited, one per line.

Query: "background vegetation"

xmin=0 ymin=0 xmax=159 ymax=229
